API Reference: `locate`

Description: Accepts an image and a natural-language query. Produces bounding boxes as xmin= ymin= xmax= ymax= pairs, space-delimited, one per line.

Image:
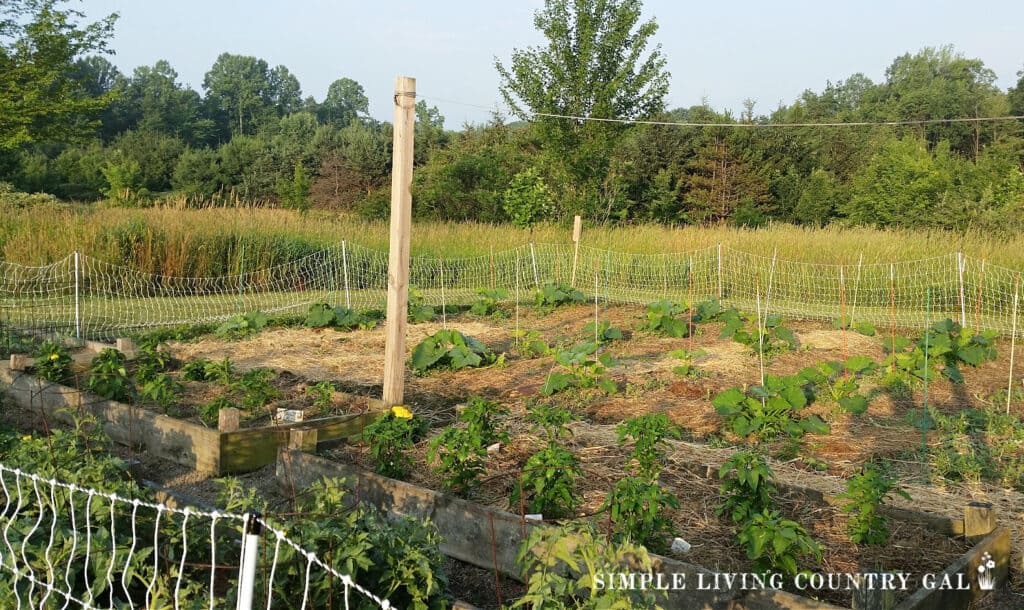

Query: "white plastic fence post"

xmin=439 ymin=258 xmax=447 ymax=329
xmin=957 ymin=252 xmax=966 ymax=327
xmin=236 ymin=515 xmax=262 ymax=610
xmin=341 ymin=240 xmax=351 ymax=309
xmin=515 ymin=252 xmax=521 ymax=345
xmin=1009 ymin=276 xmax=1020 ymax=415
xmin=716 ymin=243 xmax=723 ymax=300
xmin=849 ymin=253 xmax=863 ymax=328
xmin=764 ymin=248 xmax=777 ymax=318
xmin=594 ymin=256 xmax=600 ymax=343
xmin=529 ymin=242 xmax=540 ymax=289
xmin=73 ymin=251 xmax=81 ymax=339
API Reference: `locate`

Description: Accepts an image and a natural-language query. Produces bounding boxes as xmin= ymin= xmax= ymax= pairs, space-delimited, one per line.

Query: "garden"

xmin=4 ymin=278 xmax=1019 ymax=608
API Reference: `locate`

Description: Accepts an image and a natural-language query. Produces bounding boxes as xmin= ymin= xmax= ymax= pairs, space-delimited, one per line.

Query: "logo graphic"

xmin=976 ymin=553 xmax=996 ymax=591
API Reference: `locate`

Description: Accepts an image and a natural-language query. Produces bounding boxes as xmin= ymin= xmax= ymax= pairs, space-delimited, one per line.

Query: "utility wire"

xmin=420 ymin=94 xmax=1024 ymax=129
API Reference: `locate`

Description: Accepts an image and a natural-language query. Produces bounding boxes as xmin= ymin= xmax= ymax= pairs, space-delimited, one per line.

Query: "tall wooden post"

xmin=382 ymin=76 xmax=416 ymax=407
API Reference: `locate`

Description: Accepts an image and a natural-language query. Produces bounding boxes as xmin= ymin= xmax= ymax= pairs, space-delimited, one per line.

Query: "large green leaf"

xmin=838 ymin=395 xmax=869 ymax=414
xmin=410 ymin=338 xmax=447 ymax=372
xmin=712 ymin=388 xmax=746 ymax=413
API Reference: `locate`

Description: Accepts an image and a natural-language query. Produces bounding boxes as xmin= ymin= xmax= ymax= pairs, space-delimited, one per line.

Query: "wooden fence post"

xmin=382 ymin=76 xmax=416 ymax=407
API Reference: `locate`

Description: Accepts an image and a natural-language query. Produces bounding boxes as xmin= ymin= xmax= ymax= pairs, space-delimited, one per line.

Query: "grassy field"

xmin=2 ymin=202 xmax=1024 ymax=276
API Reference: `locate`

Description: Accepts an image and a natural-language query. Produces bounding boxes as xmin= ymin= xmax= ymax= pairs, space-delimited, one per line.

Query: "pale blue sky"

xmin=80 ymin=0 xmax=1024 ymax=127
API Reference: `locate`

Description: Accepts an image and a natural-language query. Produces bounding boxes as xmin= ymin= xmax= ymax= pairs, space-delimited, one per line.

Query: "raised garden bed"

xmin=278 ymin=448 xmax=1009 ymax=610
xmin=0 ymin=355 xmax=381 ymax=475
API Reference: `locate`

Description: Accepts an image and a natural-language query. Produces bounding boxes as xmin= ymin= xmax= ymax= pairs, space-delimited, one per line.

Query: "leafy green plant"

xmin=460 ymin=396 xmax=510 ymax=446
xmin=410 ymin=329 xmax=496 ymax=375
xmin=798 ymin=356 xmax=877 ymax=414
xmin=204 ymin=356 xmax=235 ymax=385
xmin=513 ymin=444 xmax=581 ymax=518
xmin=605 ymin=475 xmax=679 ymax=552
xmin=361 ymin=407 xmax=426 ymax=479
xmin=884 ymin=319 xmax=999 ymax=384
xmin=513 ymin=403 xmax=581 ymax=518
xmin=182 ymin=357 xmax=214 ymax=381
xmin=535 ymin=281 xmax=585 ymax=309
xmin=221 ymin=476 xmax=448 ymax=609
xmin=85 ymin=348 xmax=134 ymax=402
xmin=215 ymin=311 xmax=268 ymax=339
xmin=737 ymin=509 xmax=822 ymax=577
xmin=304 ymin=303 xmax=376 ymax=330
xmin=407 ymin=285 xmax=435 ymax=323
xmin=470 ymin=287 xmax=508 ymax=316
xmin=717 ymin=451 xmax=777 ymax=524
xmin=200 ymin=396 xmax=233 ymax=427
xmin=233 ymin=368 xmax=280 ymax=410
xmin=427 ymin=398 xmax=509 ymax=495
xmin=306 ymin=381 xmax=336 ymax=415
xmin=837 ymin=463 xmax=911 ymax=545
xmin=711 ymin=375 xmax=829 ymax=441
xmin=134 ymin=340 xmax=174 ymax=385
xmin=640 ymin=300 xmax=691 ymax=337
xmin=668 ymin=348 xmax=706 ymax=379
xmin=604 ymin=414 xmax=683 ymax=550
xmin=540 ymin=341 xmax=618 ymax=396
xmin=428 ymin=426 xmax=488 ymax=495
xmin=33 ymin=340 xmax=72 ymax=383
xmin=834 ymin=317 xmax=877 ymax=336
xmin=503 ymin=167 xmax=552 ymax=230
xmin=719 ymin=309 xmax=797 ymax=358
xmin=511 ymin=329 xmax=553 ymax=358
xmin=139 ymin=373 xmax=184 ymax=412
xmin=582 ymin=320 xmax=625 ymax=344
xmin=617 ymin=413 xmax=681 ymax=480
xmin=513 ymin=523 xmax=666 ymax=610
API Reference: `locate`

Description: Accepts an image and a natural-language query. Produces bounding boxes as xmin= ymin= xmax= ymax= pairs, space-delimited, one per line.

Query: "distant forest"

xmin=2 ymin=0 xmax=1024 ymax=232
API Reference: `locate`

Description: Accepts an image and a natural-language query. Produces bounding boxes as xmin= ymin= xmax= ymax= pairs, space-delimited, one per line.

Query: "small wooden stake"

xmin=964 ymin=502 xmax=996 ymax=543
xmin=218 ymin=408 xmax=240 ymax=433
xmin=382 ymin=76 xmax=416 ymax=407
xmin=570 ymin=215 xmax=582 ymax=288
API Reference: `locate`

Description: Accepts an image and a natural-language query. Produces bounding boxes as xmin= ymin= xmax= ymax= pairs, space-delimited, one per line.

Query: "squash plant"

xmin=214 ymin=311 xmax=267 ymax=339
xmin=410 ymin=330 xmax=496 ymax=375
xmin=304 ymin=303 xmax=375 ymax=330
xmin=711 ymin=374 xmax=829 ymax=440
xmin=470 ymin=288 xmax=507 ymax=316
xmin=884 ymin=319 xmax=998 ymax=385
xmin=798 ymin=356 xmax=877 ymax=414
xmin=535 ymin=281 xmax=585 ymax=309
xmin=719 ymin=309 xmax=797 ymax=358
xmin=540 ymin=341 xmax=618 ymax=396
xmin=639 ymin=300 xmax=691 ymax=337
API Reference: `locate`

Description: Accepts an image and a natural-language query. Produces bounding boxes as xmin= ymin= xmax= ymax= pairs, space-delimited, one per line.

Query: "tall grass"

xmin=2 ymin=202 xmax=1023 ymax=275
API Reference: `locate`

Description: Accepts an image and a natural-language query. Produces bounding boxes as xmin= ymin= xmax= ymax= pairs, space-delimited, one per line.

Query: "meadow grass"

xmin=2 ymin=202 xmax=1023 ymax=275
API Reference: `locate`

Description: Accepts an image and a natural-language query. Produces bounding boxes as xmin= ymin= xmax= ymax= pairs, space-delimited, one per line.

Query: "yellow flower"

xmin=391 ymin=405 xmax=413 ymax=419
xmin=22 ymin=435 xmax=31 ymax=441
xmin=49 ymin=353 xmax=59 ymax=361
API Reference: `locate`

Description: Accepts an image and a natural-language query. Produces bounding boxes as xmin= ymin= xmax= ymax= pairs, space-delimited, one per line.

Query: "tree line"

xmin=2 ymin=0 xmax=1023 ymax=232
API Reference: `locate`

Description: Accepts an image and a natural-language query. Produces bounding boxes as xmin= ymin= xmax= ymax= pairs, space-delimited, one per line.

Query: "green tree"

xmin=172 ymin=146 xmax=222 ymax=199
xmin=202 ymin=54 xmax=300 ymax=139
xmin=843 ymin=136 xmax=953 ymax=227
xmin=319 ymin=77 xmax=369 ymax=127
xmin=502 ymin=167 xmax=552 ymax=230
xmin=792 ymin=168 xmax=839 ymax=226
xmin=275 ymin=161 xmax=312 ymax=211
xmin=0 ymin=0 xmax=118 ymax=148
xmin=125 ymin=60 xmax=212 ymax=145
xmin=495 ymin=0 xmax=669 ymax=217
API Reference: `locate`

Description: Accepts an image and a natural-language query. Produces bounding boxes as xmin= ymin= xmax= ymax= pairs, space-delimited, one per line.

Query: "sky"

xmin=78 ymin=0 xmax=1024 ymax=128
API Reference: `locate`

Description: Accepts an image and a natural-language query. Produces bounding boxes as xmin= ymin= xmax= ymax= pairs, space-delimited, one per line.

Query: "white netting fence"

xmin=0 ymin=463 xmax=390 ymax=609
xmin=0 ymin=243 xmax=1021 ymax=341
